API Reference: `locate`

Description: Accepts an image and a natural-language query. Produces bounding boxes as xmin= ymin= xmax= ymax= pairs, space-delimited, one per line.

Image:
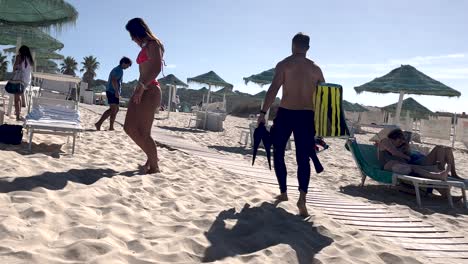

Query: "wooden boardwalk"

xmin=82 ymin=105 xmax=468 ymax=263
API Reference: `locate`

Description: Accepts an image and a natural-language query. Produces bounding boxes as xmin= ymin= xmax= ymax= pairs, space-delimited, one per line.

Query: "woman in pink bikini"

xmin=125 ymin=18 xmax=164 ymax=174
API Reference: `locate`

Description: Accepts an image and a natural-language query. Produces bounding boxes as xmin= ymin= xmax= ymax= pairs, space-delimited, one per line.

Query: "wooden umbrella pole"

xmin=452 ymin=112 xmax=457 ymax=148
xmin=167 ymin=85 xmax=173 ymax=119
xmin=204 ymin=84 xmax=211 ymax=129
xmin=394 ymin=91 xmax=405 ymax=125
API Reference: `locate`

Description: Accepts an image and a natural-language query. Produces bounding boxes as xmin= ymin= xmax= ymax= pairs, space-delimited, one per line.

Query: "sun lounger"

xmin=346 ymin=138 xmax=467 ymax=208
xmin=24 ymin=74 xmax=82 ymax=154
xmin=455 ymin=118 xmax=468 ymax=142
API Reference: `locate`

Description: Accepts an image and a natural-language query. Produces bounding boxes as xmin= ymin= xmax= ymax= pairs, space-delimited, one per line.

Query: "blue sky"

xmin=3 ymin=0 xmax=468 ymax=113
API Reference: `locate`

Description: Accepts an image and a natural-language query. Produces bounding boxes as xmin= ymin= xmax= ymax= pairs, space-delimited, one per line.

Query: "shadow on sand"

xmin=208 ymin=145 xmax=266 ymax=157
xmin=0 ymin=141 xmax=66 ymax=158
xmin=0 ymin=168 xmax=121 ymax=193
xmin=202 ymin=202 xmax=333 ymax=263
xmin=157 ymin=125 xmax=207 ymax=134
xmin=340 ymin=184 xmax=468 ymax=216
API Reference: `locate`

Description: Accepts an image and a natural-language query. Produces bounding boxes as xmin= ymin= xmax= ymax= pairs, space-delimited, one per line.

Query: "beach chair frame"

xmin=24 ymin=73 xmax=83 ymax=155
xmin=346 ymin=137 xmax=467 ymax=208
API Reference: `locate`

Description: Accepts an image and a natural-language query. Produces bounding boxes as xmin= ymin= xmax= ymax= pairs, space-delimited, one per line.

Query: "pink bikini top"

xmin=136 ymin=46 xmax=160 ymax=86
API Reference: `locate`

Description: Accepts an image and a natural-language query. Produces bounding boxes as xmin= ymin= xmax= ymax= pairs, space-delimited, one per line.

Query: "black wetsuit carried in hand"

xmin=271 ymin=107 xmax=323 ymax=194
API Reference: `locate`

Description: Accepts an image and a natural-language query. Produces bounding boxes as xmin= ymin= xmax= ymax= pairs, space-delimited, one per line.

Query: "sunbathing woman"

xmin=378 ymin=129 xmax=451 ymax=181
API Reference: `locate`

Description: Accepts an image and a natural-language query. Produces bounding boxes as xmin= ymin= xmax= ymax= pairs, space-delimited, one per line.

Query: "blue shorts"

xmin=409 ymin=152 xmax=426 ymax=165
xmin=106 ymin=91 xmax=119 ymax=105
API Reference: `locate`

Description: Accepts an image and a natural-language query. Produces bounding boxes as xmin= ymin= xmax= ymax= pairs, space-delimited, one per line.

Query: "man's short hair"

xmin=292 ymin=32 xmax=310 ymax=49
xmin=120 ymin=56 xmax=132 ymax=66
xmin=388 ymin=129 xmax=405 ymax=140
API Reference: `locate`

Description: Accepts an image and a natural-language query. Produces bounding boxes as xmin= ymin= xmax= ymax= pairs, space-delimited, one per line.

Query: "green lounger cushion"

xmin=347 ymin=140 xmax=393 ymax=184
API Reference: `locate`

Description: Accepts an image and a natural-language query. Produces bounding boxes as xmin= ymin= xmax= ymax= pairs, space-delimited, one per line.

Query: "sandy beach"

xmin=0 ymin=106 xmax=467 ymax=264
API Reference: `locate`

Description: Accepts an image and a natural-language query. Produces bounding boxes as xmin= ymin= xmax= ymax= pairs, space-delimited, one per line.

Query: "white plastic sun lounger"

xmin=392 ymin=174 xmax=467 ymax=208
xmin=24 ymin=74 xmax=83 ymax=154
xmin=347 ymin=138 xmax=467 ymax=209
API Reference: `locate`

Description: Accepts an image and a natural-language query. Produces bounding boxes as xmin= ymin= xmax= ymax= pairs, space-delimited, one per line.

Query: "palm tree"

xmin=80 ymin=55 xmax=100 ymax=86
xmin=60 ymin=56 xmax=78 ymax=76
xmin=0 ymin=52 xmax=8 ymax=80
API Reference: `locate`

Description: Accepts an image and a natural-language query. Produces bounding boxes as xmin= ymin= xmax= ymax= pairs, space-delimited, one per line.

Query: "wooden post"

xmin=394 ymin=91 xmax=405 ymax=125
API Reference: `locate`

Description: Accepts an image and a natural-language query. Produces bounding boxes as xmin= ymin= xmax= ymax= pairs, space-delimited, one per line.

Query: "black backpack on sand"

xmin=0 ymin=124 xmax=23 ymax=145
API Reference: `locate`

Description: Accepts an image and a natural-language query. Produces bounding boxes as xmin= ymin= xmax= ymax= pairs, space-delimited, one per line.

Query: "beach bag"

xmin=5 ymin=69 xmax=25 ymax=94
xmin=0 ymin=124 xmax=23 ymax=145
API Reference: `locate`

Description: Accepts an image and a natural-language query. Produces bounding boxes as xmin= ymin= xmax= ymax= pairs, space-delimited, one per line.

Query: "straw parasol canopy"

xmin=382 ymin=97 xmax=434 ymax=119
xmin=188 ymin=71 xmax=233 ymax=89
xmin=187 ymin=70 xmax=232 ymax=104
xmin=243 ymin=68 xmax=276 ymax=123
xmin=343 ymin=100 xmax=369 ymax=112
xmin=0 ymin=0 xmax=78 ymax=30
xmin=36 ymin=58 xmax=58 ymax=68
xmin=243 ymin=68 xmax=275 ymax=86
xmin=3 ymin=47 xmax=64 ymax=60
xmin=354 ymin=64 xmax=461 ymax=124
xmin=187 ymin=71 xmax=232 ymax=129
xmin=0 ymin=24 xmax=64 ymax=50
xmin=158 ymin=74 xmax=188 ymax=88
xmin=355 ymin=65 xmax=461 ymax=97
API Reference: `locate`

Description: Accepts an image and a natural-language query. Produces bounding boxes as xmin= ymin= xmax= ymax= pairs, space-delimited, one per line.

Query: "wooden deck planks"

xmin=80 ymin=105 xmax=468 ymax=263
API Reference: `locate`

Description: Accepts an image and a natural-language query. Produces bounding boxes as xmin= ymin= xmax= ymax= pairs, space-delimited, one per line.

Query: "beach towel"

xmin=314 ymin=83 xmax=350 ymax=137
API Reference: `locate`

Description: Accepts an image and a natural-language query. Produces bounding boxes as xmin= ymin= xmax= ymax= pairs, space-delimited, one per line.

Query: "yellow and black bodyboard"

xmin=314 ymin=83 xmax=349 ymax=137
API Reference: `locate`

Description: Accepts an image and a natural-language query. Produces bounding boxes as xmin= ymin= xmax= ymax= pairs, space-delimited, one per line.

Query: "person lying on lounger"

xmin=377 ymin=128 xmax=452 ymax=181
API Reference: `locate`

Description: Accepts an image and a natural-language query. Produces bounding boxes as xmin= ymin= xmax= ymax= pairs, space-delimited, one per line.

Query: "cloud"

xmin=326 ymin=73 xmax=377 ymax=79
xmin=165 ymin=64 xmax=176 ymax=69
xmin=388 ymin=53 xmax=465 ymax=66
xmin=324 ymin=53 xmax=468 ymax=80
xmin=411 ymin=67 xmax=468 ymax=80
xmin=325 ymin=53 xmax=466 ymax=69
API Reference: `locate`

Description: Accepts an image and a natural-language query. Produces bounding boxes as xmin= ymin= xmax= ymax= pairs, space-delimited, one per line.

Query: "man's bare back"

xmin=277 ymin=55 xmax=325 ymax=110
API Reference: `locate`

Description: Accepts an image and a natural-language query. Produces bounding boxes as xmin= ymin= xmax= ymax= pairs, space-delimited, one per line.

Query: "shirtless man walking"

xmin=258 ymin=33 xmax=325 ymax=217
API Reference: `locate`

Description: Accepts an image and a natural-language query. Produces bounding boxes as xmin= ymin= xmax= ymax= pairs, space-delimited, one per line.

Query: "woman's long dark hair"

xmin=126 ymin=18 xmax=165 ymax=55
xmin=18 ymin=45 xmax=34 ymax=67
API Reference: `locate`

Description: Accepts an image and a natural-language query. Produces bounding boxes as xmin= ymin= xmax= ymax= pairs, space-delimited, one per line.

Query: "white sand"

xmin=0 ymin=108 xmax=466 ymax=263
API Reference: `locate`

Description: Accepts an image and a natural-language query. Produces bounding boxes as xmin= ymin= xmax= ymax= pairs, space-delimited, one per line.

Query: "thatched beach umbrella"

xmin=343 ymin=100 xmax=368 ymax=112
xmin=243 ymin=68 xmax=275 ymax=122
xmin=158 ymin=74 xmax=188 ymax=118
xmin=382 ymin=97 xmax=434 ymax=120
xmin=0 ymin=24 xmax=64 ymax=72
xmin=36 ymin=58 xmax=58 ymax=68
xmin=355 ymin=65 xmax=461 ymax=124
xmin=243 ymin=68 xmax=275 ymax=86
xmin=0 ymin=24 xmax=64 ymax=51
xmin=3 ymin=47 xmax=64 ymax=60
xmin=187 ymin=71 xmax=233 ymax=129
xmin=0 ymin=0 xmax=78 ymax=30
xmin=0 ymin=0 xmax=75 ymax=66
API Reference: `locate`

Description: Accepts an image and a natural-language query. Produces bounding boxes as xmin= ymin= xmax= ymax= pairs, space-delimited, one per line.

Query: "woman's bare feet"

xmin=146 ymin=166 xmax=161 ymax=174
xmin=433 ymin=165 xmax=450 ymax=181
xmin=140 ymin=158 xmax=160 ymax=174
